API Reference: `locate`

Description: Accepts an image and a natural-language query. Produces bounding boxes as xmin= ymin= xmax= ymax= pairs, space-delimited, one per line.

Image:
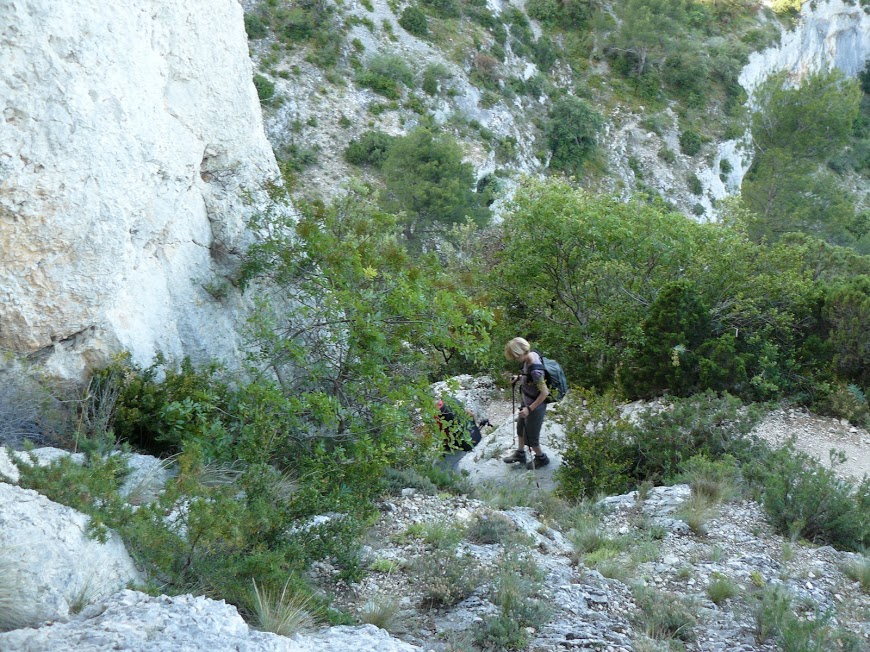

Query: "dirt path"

xmin=751 ymin=407 xmax=870 ymax=482
xmin=455 ymin=388 xmax=870 ymax=488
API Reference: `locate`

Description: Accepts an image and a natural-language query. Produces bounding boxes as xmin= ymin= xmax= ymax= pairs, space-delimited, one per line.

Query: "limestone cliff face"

xmin=719 ymin=0 xmax=870 ymax=194
xmin=0 ymin=0 xmax=279 ymax=379
xmin=742 ymin=0 xmax=870 ymax=97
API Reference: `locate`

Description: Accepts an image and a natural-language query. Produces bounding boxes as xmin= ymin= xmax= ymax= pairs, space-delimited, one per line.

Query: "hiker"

xmin=435 ymin=395 xmax=489 ymax=452
xmin=502 ymin=337 xmax=550 ymax=470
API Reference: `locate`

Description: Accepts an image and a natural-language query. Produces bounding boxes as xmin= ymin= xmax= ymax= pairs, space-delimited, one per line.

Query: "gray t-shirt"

xmin=521 ymin=352 xmax=546 ymax=407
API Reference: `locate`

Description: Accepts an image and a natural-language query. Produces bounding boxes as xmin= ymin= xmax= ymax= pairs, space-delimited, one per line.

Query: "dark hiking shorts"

xmin=517 ymin=403 xmax=546 ymax=448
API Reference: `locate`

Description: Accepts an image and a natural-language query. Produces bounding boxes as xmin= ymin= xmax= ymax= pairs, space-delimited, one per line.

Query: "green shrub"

xmin=413 ymin=550 xmax=481 ymax=606
xmin=398 ymin=6 xmax=428 ymax=35
xmin=751 ymin=584 xmax=791 ymax=643
xmin=620 ymin=280 xmax=711 ymax=398
xmin=842 ymin=556 xmax=870 ymax=594
xmin=813 ymin=382 xmax=870 ymax=426
xmin=751 ymin=442 xmax=870 ymax=551
xmin=545 ymin=95 xmax=603 ymax=175
xmin=421 ymin=0 xmax=460 ymax=17
xmin=344 ymin=130 xmax=396 ymax=168
xmin=658 ymin=146 xmax=676 ymax=163
xmin=719 ymin=158 xmax=733 ymax=174
xmin=357 ymin=54 xmax=415 ymax=99
xmin=380 ymin=128 xmax=490 ymax=242
xmin=770 ymin=0 xmax=801 ymax=13
xmin=244 ymin=13 xmax=268 ymax=39
xmin=707 ymin=575 xmax=739 ymax=605
xmin=422 ymin=63 xmax=450 ymax=95
xmin=632 ymin=586 xmax=698 ymax=642
xmin=253 ymin=74 xmax=277 ymax=105
xmin=687 ymin=172 xmax=703 ymax=195
xmin=679 ymin=129 xmax=703 ymax=156
xmin=558 ymin=390 xmax=763 ymax=500
xmin=465 ymin=511 xmax=518 ymax=545
xmin=678 ymin=454 xmax=741 ymax=504
xmin=526 ymin=0 xmax=593 ymax=29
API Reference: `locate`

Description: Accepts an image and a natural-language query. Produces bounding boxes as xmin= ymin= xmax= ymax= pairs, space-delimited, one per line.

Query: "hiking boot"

xmin=526 ymin=453 xmax=550 ymax=470
xmin=502 ymin=449 xmax=527 ymax=464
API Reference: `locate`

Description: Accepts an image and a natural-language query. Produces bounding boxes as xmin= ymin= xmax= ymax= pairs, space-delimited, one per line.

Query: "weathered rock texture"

xmin=720 ymin=0 xmax=870 ymax=193
xmin=0 ymin=590 xmax=422 ymax=652
xmin=743 ymin=0 xmax=870 ymax=96
xmin=0 ymin=0 xmax=279 ymax=380
xmin=0 ymin=482 xmax=143 ymax=628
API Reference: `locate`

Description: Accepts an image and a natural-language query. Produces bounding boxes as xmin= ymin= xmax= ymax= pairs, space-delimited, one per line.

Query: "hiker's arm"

xmin=528 ymin=381 xmax=549 ymax=411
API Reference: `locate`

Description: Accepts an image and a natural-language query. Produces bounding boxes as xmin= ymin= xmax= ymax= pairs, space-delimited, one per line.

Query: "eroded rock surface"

xmin=0 ymin=0 xmax=279 ymax=380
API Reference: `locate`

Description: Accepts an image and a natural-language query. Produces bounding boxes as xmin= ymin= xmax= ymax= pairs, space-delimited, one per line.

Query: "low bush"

xmin=632 ymin=586 xmax=699 ymax=643
xmin=475 ymin=549 xmax=550 ymax=650
xmin=344 ymin=130 xmax=396 ymax=168
xmin=842 ymin=556 xmax=870 ymax=594
xmin=357 ymin=54 xmax=415 ymax=99
xmin=749 ymin=441 xmax=870 ymax=552
xmin=413 ymin=549 xmax=481 ymax=606
xmin=545 ymin=96 xmax=603 ymax=175
xmin=398 ymin=6 xmax=428 ymax=35
xmin=465 ymin=510 xmax=518 ymax=545
xmin=706 ymin=575 xmax=739 ymax=605
xmin=558 ymin=390 xmax=763 ymax=500
xmin=253 ymin=74 xmax=277 ymax=105
xmin=679 ymin=129 xmax=703 ymax=156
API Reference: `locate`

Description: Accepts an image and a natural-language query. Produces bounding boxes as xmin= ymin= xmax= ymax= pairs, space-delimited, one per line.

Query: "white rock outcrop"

xmin=743 ymin=0 xmax=870 ymax=97
xmin=0 ymin=0 xmax=279 ymax=380
xmin=0 ymin=482 xmax=143 ymax=628
xmin=0 ymin=590 xmax=422 ymax=652
xmin=717 ymin=0 xmax=870 ymax=195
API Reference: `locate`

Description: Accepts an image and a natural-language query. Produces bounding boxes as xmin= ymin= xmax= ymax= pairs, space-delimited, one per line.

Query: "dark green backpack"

xmin=529 ymin=351 xmax=568 ymax=403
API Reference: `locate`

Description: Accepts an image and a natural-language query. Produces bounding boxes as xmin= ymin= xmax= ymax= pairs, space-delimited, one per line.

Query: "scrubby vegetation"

xmin=7 ymin=0 xmax=870 ymax=646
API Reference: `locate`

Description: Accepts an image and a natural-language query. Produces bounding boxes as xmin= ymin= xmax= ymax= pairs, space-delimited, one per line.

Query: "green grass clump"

xmin=841 ymin=556 xmax=870 ymax=594
xmin=465 ymin=510 xmax=519 ymax=545
xmin=632 ymin=586 xmax=699 ymax=643
xmin=412 ymin=549 xmax=482 ymax=607
xmin=249 ymin=578 xmax=316 ymax=636
xmin=706 ymin=574 xmax=739 ymax=605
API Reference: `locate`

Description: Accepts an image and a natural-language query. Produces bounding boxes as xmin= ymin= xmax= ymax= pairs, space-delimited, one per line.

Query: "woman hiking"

xmin=502 ymin=337 xmax=550 ymax=470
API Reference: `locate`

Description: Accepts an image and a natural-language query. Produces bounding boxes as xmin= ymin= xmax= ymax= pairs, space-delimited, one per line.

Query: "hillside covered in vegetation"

xmin=2 ymin=0 xmax=870 ymax=650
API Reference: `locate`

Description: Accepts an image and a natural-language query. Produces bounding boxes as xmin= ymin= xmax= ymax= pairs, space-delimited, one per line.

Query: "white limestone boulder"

xmin=0 ymin=483 xmax=143 ymax=628
xmin=0 ymin=590 xmax=422 ymax=652
xmin=0 ymin=0 xmax=280 ymax=380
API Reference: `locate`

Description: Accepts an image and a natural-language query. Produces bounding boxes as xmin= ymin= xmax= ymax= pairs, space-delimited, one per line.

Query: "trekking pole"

xmin=511 ymin=380 xmax=517 ymax=450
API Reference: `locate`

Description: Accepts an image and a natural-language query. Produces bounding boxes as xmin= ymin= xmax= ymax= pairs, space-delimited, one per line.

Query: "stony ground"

xmin=313 ymin=377 xmax=870 ymax=652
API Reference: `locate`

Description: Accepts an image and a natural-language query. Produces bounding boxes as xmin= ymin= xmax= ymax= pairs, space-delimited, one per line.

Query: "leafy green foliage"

xmin=344 ymin=130 xmax=397 ymax=168
xmin=558 ymin=390 xmax=762 ymax=500
xmin=544 ymin=96 xmax=603 ymax=175
xmin=241 ymin=183 xmax=491 ymax=437
xmin=621 ymin=280 xmax=711 ymax=398
xmin=679 ymin=129 xmax=703 ymax=156
xmin=422 ymin=63 xmax=451 ymax=96
xmin=398 ymin=6 xmax=428 ymax=35
xmin=743 ymin=69 xmax=864 ymax=248
xmin=253 ymin=74 xmax=277 ymax=105
xmin=748 ymin=442 xmax=870 ymax=551
xmin=380 ymin=129 xmax=490 ymax=243
xmin=357 ymin=54 xmax=416 ymax=99
xmin=246 ymin=0 xmax=342 ymax=69
xmin=526 ymin=0 xmax=594 ymax=30
xmin=487 ymin=177 xmax=870 ymax=403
